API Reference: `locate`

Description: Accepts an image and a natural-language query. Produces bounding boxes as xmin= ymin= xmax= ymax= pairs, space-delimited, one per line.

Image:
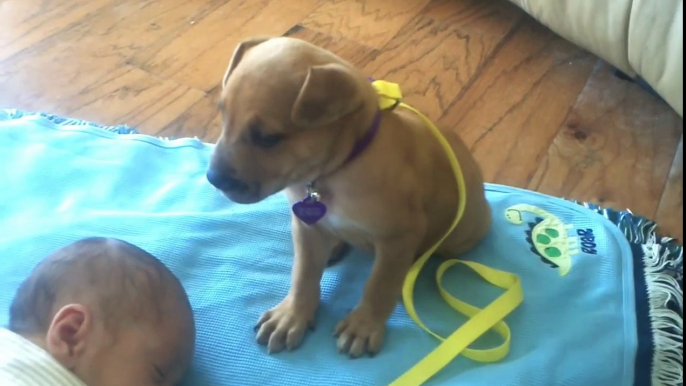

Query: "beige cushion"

xmin=628 ymin=0 xmax=683 ymax=116
xmin=509 ymin=0 xmax=683 ymax=116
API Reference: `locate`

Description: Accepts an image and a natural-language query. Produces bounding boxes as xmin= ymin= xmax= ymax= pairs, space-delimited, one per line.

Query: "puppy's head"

xmin=207 ymin=37 xmax=375 ymax=204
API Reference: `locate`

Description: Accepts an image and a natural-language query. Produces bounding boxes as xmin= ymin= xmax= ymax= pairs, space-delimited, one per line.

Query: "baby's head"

xmin=8 ymin=237 xmax=195 ymax=386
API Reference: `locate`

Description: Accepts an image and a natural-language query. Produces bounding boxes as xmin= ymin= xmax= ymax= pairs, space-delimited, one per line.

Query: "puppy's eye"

xmin=250 ymin=126 xmax=284 ymax=148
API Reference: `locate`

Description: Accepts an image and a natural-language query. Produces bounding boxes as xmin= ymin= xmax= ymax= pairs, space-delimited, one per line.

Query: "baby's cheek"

xmin=76 ymin=343 xmax=153 ymax=386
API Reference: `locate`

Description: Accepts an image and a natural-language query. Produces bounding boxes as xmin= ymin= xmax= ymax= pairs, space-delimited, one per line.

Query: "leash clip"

xmin=390 ymin=98 xmax=402 ymax=111
xmin=306 ymin=182 xmax=321 ymax=202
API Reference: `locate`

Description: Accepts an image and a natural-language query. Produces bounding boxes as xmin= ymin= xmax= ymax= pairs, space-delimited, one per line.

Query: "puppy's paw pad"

xmin=334 ymin=307 xmax=386 ymax=358
xmin=255 ymin=299 xmax=315 ymax=354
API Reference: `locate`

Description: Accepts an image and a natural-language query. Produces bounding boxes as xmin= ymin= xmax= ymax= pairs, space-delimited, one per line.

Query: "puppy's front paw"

xmin=255 ymin=297 xmax=315 ymax=354
xmin=334 ymin=306 xmax=386 ymax=358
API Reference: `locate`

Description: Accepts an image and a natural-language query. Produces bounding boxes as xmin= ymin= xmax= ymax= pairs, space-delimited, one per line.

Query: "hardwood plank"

xmin=77 ymin=0 xmax=230 ymax=63
xmin=6 ymin=0 xmax=232 ymax=65
xmin=0 ymin=0 xmax=108 ymax=62
xmin=129 ymin=0 xmax=272 ymax=78
xmin=0 ymin=42 xmax=204 ymax=133
xmin=68 ymin=71 xmax=206 ymax=135
xmin=301 ymin=0 xmax=431 ymax=49
xmin=438 ymin=18 xmax=596 ymax=188
xmin=119 ymin=0 xmax=239 ymax=64
xmin=156 ymin=87 xmax=223 ymax=142
xmin=656 ymin=137 xmax=683 ymax=241
xmin=284 ymin=25 xmax=378 ymax=69
xmin=0 ymin=0 xmax=234 ymax=74
xmin=133 ymin=0 xmax=323 ymax=91
xmin=528 ymin=62 xmax=683 ymax=219
xmin=422 ymin=0 xmax=522 ymax=37
xmin=362 ymin=0 xmax=522 ymax=120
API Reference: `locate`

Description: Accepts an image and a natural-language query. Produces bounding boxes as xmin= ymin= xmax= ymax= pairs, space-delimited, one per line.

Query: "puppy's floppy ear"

xmin=291 ymin=63 xmax=363 ymax=127
xmin=222 ymin=37 xmax=272 ymax=88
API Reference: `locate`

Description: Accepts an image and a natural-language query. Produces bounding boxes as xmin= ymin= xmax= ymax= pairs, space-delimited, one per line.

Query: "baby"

xmin=0 ymin=237 xmax=196 ymax=386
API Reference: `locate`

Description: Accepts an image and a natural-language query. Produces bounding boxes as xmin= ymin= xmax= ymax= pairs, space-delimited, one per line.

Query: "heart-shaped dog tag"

xmin=292 ymin=198 xmax=327 ymax=225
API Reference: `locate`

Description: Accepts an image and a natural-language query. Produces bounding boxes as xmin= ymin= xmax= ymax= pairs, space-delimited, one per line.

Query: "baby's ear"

xmin=45 ymin=304 xmax=91 ymax=368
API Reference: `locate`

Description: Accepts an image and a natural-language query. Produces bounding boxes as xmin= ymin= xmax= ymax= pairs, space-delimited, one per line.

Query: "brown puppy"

xmin=207 ymin=37 xmax=491 ymax=358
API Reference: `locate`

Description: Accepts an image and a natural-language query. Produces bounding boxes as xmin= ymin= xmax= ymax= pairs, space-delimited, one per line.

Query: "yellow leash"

xmin=371 ymin=80 xmax=525 ymax=386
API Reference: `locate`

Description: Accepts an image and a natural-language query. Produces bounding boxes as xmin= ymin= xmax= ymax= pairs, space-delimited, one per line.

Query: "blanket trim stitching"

xmin=571 ymin=201 xmax=683 ymax=386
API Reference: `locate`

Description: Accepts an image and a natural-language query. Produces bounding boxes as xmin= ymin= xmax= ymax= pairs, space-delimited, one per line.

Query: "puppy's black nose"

xmin=206 ymin=169 xmax=249 ymax=192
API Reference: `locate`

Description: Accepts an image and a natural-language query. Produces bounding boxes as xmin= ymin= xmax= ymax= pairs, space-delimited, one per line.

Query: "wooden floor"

xmin=0 ymin=0 xmax=683 ymax=240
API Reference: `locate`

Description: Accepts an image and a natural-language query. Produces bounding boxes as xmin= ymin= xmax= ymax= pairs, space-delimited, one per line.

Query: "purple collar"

xmin=292 ymin=109 xmax=381 ymax=225
xmin=342 ymin=109 xmax=381 ymax=166
xmin=341 ymin=77 xmax=382 ymax=166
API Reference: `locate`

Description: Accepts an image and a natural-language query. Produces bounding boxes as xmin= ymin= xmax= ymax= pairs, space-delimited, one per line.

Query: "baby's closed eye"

xmin=152 ymin=364 xmax=165 ymax=383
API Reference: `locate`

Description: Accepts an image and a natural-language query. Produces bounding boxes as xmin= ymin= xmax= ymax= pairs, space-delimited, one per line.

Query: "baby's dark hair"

xmin=9 ymin=237 xmax=191 ymax=335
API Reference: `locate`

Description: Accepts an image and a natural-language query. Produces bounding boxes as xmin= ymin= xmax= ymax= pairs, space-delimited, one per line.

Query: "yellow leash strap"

xmin=371 ymin=80 xmax=525 ymax=386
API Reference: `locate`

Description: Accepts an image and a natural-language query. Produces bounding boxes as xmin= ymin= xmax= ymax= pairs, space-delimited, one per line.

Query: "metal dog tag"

xmin=292 ymin=198 xmax=327 ymax=225
xmin=292 ymin=184 xmax=327 ymax=225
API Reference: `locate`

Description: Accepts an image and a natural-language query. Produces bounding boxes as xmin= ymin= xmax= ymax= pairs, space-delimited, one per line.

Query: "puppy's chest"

xmin=320 ymin=205 xmax=367 ymax=233
xmin=318 ymin=201 xmax=377 ymax=248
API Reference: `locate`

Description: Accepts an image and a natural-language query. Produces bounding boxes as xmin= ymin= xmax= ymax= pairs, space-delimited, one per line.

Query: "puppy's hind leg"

xmin=439 ymin=200 xmax=492 ymax=258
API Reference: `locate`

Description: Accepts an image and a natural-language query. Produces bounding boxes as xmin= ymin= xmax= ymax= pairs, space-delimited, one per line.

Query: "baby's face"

xmin=74 ymin=316 xmax=195 ymax=386
xmin=77 ymin=319 xmax=194 ymax=386
xmin=44 ymin=303 xmax=195 ymax=386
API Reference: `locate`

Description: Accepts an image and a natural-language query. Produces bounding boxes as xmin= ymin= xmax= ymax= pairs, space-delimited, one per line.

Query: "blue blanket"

xmin=0 ymin=110 xmax=682 ymax=386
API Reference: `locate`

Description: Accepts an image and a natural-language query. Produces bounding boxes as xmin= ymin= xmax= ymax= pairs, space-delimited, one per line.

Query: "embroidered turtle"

xmin=505 ymin=204 xmax=579 ymax=276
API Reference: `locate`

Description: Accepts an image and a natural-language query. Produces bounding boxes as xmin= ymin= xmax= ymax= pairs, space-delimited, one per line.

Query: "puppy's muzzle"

xmin=206 ymin=168 xmax=249 ymax=193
